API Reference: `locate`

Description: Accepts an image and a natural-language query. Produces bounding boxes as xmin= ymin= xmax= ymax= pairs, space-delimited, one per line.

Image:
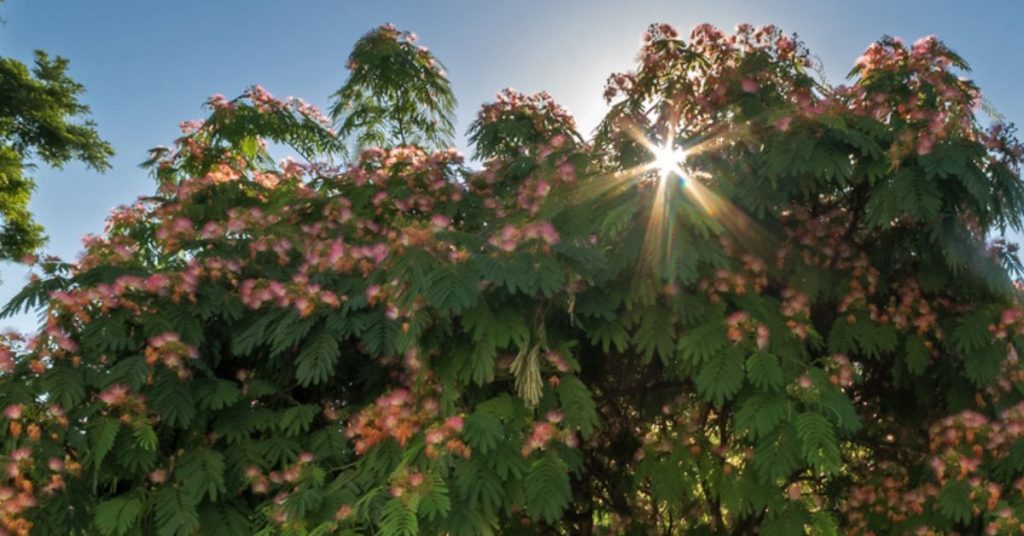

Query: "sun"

xmin=650 ymin=142 xmax=687 ymax=181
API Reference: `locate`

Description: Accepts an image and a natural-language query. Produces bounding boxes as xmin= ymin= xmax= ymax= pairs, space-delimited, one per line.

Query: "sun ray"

xmin=622 ymin=120 xmax=778 ymax=280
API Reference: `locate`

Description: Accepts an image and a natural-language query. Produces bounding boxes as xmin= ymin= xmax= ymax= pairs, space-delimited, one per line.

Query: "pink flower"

xmin=741 ymin=78 xmax=759 ymax=93
xmin=726 ymin=311 xmax=750 ymax=325
xmin=425 ymin=427 xmax=446 ymax=445
xmin=430 ymin=214 xmax=451 ymax=229
xmin=3 ymin=404 xmax=22 ymax=420
xmin=787 ymin=483 xmax=802 ymax=500
xmin=149 ymin=468 xmax=168 ymax=484
xmin=98 ymin=384 xmax=130 ymax=406
xmin=756 ymin=324 xmax=771 ymax=350
xmin=334 ymin=504 xmax=353 ymax=520
xmin=444 ymin=415 xmax=464 ymax=432
xmin=917 ymin=135 xmax=935 ymax=156
xmin=366 ymin=284 xmax=382 ymax=303
xmin=408 ymin=472 xmax=424 ymax=487
xmin=774 ymin=116 xmax=792 ymax=132
xmin=528 ymin=422 xmax=555 ymax=450
xmin=0 ymin=348 xmax=13 ymax=373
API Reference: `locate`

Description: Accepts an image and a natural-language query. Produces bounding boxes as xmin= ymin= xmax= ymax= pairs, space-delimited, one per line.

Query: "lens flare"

xmin=651 ymin=143 xmax=687 ymax=181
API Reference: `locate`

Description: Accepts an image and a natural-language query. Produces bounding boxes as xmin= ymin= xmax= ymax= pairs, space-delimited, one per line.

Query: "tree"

xmin=0 ymin=21 xmax=1023 ymax=535
xmin=330 ymin=23 xmax=456 ymax=151
xmin=0 ymin=49 xmax=114 ymax=262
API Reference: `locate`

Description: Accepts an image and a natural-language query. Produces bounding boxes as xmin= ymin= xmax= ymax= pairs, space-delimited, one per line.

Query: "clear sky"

xmin=1 ymin=0 xmax=1022 ymax=331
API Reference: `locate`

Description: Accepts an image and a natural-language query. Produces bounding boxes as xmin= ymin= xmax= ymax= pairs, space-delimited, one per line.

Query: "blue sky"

xmin=1 ymin=0 xmax=1022 ymax=331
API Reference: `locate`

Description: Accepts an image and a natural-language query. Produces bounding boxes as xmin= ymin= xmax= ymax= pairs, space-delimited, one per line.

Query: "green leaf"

xmin=794 ymin=412 xmax=840 ymax=474
xmin=964 ymin=346 xmax=1003 ymax=387
xmin=951 ymin=310 xmax=995 ymax=354
xmin=810 ymin=511 xmax=839 ymax=536
xmin=455 ymin=457 xmax=506 ymax=513
xmin=678 ymin=319 xmax=727 ymax=367
xmin=177 ymin=448 xmax=227 ymax=502
xmin=746 ymin=352 xmax=784 ymax=392
xmin=525 ymin=450 xmax=571 ymax=523
xmin=154 ymin=485 xmax=200 ymax=536
xmin=197 ymin=502 xmax=252 ymax=536
xmin=557 ymin=375 xmax=599 ymax=438
xmin=279 ymin=404 xmax=319 ymax=436
xmin=633 ymin=308 xmax=675 ymax=364
xmin=754 ymin=425 xmax=801 ymax=483
xmin=150 ymin=376 xmax=195 ymax=429
xmin=133 ymin=424 xmax=158 ymax=451
xmin=109 ymin=356 xmax=149 ymax=390
xmin=295 ymin=328 xmax=341 ymax=387
xmin=696 ymin=347 xmax=744 ymax=406
xmin=94 ymin=494 xmax=143 ymax=536
xmin=937 ymin=479 xmax=972 ymax=525
xmin=734 ymin=394 xmax=791 ymax=440
xmin=42 ymin=365 xmax=86 ymax=408
xmin=819 ymin=386 xmax=860 ymax=435
xmin=425 ymin=265 xmax=479 ymax=313
xmin=194 ymin=378 xmax=241 ymax=411
xmin=463 ymin=412 xmax=503 ymax=455
xmin=419 ymin=472 xmax=451 ymax=521
xmin=90 ymin=418 xmax=121 ymax=472
xmin=231 ymin=311 xmax=278 ymax=355
xmin=905 ymin=334 xmax=930 ymax=376
xmin=380 ymin=496 xmax=418 ymax=536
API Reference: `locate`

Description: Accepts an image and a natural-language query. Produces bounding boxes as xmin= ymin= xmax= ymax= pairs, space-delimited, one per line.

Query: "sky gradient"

xmin=1 ymin=0 xmax=1022 ymax=331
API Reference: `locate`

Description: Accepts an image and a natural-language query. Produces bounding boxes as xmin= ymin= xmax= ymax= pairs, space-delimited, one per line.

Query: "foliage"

xmin=1 ymin=21 xmax=1024 ymax=535
xmin=329 ymin=23 xmax=456 ymax=151
xmin=0 ymin=50 xmax=113 ymax=262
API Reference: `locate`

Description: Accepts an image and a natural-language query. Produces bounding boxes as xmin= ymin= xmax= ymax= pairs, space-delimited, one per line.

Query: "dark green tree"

xmin=330 ymin=23 xmax=456 ymax=151
xmin=0 ymin=49 xmax=113 ymax=261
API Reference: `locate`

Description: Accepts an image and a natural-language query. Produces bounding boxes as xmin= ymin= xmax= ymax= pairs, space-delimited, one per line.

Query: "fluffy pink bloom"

xmin=741 ymin=78 xmax=759 ymax=93
xmin=150 ymin=468 xmax=167 ymax=484
xmin=444 ymin=415 xmax=464 ymax=432
xmin=774 ymin=116 xmax=793 ymax=132
xmin=0 ymin=347 xmax=13 ymax=373
xmin=3 ymin=404 xmax=22 ymax=420
xmin=430 ymin=214 xmax=451 ymax=229
xmin=334 ymin=504 xmax=353 ymax=520
xmin=426 ymin=427 xmax=447 ymax=445
xmin=756 ymin=324 xmax=771 ymax=350
xmin=98 ymin=384 xmax=130 ymax=406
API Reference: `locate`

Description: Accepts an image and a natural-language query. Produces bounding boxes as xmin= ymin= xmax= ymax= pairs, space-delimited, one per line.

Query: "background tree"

xmin=0 ymin=22 xmax=1024 ymax=536
xmin=330 ymin=23 xmax=456 ymax=151
xmin=0 ymin=49 xmax=113 ymax=262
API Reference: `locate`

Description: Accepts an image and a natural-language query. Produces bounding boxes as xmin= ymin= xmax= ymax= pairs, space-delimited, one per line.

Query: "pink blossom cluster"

xmin=488 ymin=221 xmax=560 ymax=253
xmin=521 ymin=411 xmax=577 ymax=457
xmin=477 ymin=89 xmax=577 ymax=135
xmin=144 ymin=332 xmax=198 ymax=379
xmin=346 ymin=388 xmax=468 ymax=458
xmin=847 ymin=35 xmax=981 ymax=156
xmin=724 ymin=310 xmax=771 ymax=350
xmin=607 ymin=23 xmax=815 ymax=137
